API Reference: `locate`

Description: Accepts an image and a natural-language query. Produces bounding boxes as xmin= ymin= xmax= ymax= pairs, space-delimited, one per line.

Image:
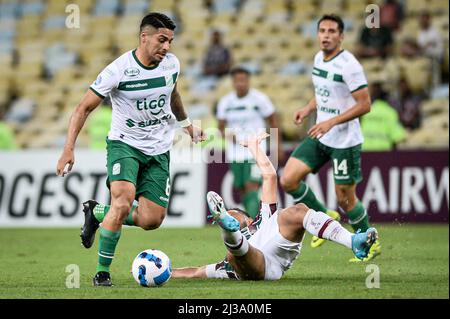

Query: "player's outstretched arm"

xmin=240 ymin=133 xmax=277 ymax=204
xmin=56 ymin=89 xmax=103 ymax=177
xmin=170 ymin=83 xmax=207 ymax=143
xmin=172 ymin=266 xmax=207 ymax=279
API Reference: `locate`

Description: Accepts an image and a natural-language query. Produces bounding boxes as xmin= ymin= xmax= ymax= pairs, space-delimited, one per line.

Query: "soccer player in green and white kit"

xmin=216 ymin=67 xmax=283 ymax=219
xmin=280 ymin=14 xmax=381 ymax=262
xmin=56 ymin=13 xmax=206 ymax=286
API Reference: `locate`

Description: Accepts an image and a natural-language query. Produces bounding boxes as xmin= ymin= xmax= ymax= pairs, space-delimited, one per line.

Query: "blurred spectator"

xmin=87 ymin=103 xmax=112 ymax=150
xmin=361 ymin=82 xmax=406 ymax=151
xmin=202 ymin=30 xmax=233 ymax=77
xmin=356 ymin=26 xmax=393 ymax=59
xmin=4 ymin=98 xmax=35 ymax=124
xmin=390 ymin=78 xmax=423 ymax=130
xmin=417 ymin=11 xmax=444 ymax=87
xmin=380 ymin=0 xmax=404 ymax=31
xmin=399 ymin=37 xmax=421 ymax=58
xmin=417 ymin=11 xmax=444 ymax=61
xmin=0 ymin=108 xmax=17 ymax=150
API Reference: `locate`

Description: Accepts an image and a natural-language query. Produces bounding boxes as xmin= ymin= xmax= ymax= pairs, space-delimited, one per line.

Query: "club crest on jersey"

xmin=124 ymin=67 xmax=140 ymax=77
xmin=94 ymin=75 xmax=102 ymax=85
xmin=165 ymin=74 xmax=174 ymax=86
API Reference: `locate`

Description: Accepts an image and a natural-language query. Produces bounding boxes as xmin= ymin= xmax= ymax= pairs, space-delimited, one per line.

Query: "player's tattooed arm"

xmin=171 ymin=83 xmax=207 ymax=143
xmin=170 ymin=83 xmax=188 ymax=121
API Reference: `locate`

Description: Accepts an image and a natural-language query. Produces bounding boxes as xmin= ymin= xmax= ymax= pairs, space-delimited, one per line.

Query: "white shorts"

xmin=249 ymin=211 xmax=302 ymax=280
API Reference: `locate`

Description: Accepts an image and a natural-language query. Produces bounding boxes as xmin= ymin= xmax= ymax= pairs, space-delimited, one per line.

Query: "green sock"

xmin=242 ymin=190 xmax=260 ymax=219
xmin=288 ymin=181 xmax=328 ymax=213
xmin=346 ymin=201 xmax=370 ymax=233
xmin=96 ymin=227 xmax=121 ymax=273
xmin=93 ymin=203 xmax=137 ymax=226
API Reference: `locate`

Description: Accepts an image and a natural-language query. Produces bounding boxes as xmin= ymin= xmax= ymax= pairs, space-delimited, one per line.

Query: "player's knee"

xmin=337 ymin=195 xmax=355 ymax=211
xmin=295 ymin=203 xmax=310 ymax=218
xmin=282 ymin=204 xmax=307 ymax=229
xmin=280 ymin=175 xmax=296 ymax=192
xmin=139 ymin=210 xmax=166 ymax=231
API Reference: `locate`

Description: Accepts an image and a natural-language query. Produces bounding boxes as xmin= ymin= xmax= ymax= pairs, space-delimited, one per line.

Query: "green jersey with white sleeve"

xmin=312 ymin=50 xmax=368 ymax=149
xmin=90 ymin=49 xmax=180 ymax=156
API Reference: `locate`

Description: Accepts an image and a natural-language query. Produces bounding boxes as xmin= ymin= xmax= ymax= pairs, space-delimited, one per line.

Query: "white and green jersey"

xmin=90 ymin=49 xmax=180 ymax=156
xmin=216 ymin=89 xmax=275 ymax=162
xmin=312 ymin=50 xmax=368 ymax=148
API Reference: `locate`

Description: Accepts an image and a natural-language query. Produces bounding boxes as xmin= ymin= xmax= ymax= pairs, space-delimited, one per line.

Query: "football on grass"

xmin=131 ymin=249 xmax=172 ymax=287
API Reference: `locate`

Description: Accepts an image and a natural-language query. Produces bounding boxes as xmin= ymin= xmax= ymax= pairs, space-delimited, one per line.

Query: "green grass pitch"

xmin=0 ymin=224 xmax=448 ymax=299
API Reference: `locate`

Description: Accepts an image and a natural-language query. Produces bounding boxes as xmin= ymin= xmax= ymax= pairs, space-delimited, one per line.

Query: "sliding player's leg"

xmin=276 ymin=203 xmax=377 ymax=260
xmin=171 ymin=209 xmax=255 ymax=280
xmin=280 ymin=154 xmax=340 ymax=248
xmin=335 ymin=184 xmax=381 ymax=262
xmin=226 ymin=246 xmax=266 ymax=281
xmin=298 ymin=203 xmax=378 ymax=260
xmin=207 ymin=191 xmax=266 ymax=280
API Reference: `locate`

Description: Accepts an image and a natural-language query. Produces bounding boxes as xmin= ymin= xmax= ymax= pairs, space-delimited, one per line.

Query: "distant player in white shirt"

xmin=216 ymin=67 xmax=283 ymax=219
xmin=280 ymin=14 xmax=381 ymax=261
xmin=56 ymin=13 xmax=206 ymax=286
xmin=172 ymin=134 xmax=378 ymax=281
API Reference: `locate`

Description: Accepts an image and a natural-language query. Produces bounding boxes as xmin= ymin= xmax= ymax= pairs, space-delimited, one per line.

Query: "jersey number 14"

xmin=333 ymin=159 xmax=348 ymax=176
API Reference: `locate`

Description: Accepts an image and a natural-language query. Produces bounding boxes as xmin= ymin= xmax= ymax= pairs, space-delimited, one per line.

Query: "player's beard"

xmin=321 ymin=44 xmax=340 ymax=57
xmin=320 ymin=38 xmax=342 ymax=57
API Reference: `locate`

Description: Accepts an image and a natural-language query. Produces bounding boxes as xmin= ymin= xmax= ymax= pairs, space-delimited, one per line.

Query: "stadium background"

xmin=0 ymin=0 xmax=448 ymax=299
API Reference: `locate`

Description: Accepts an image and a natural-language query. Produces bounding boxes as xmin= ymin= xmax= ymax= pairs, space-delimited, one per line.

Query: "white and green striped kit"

xmin=312 ymin=50 xmax=368 ymax=149
xmin=90 ymin=49 xmax=180 ymax=156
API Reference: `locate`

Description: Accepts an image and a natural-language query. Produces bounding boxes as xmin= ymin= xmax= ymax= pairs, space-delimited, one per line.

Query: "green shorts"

xmin=291 ymin=137 xmax=362 ymax=185
xmin=230 ymin=161 xmax=262 ymax=189
xmin=106 ymin=138 xmax=170 ymax=208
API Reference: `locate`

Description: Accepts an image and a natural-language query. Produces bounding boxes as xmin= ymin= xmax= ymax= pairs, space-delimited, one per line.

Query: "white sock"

xmin=303 ymin=209 xmax=353 ymax=249
xmin=221 ymin=230 xmax=249 ymax=256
